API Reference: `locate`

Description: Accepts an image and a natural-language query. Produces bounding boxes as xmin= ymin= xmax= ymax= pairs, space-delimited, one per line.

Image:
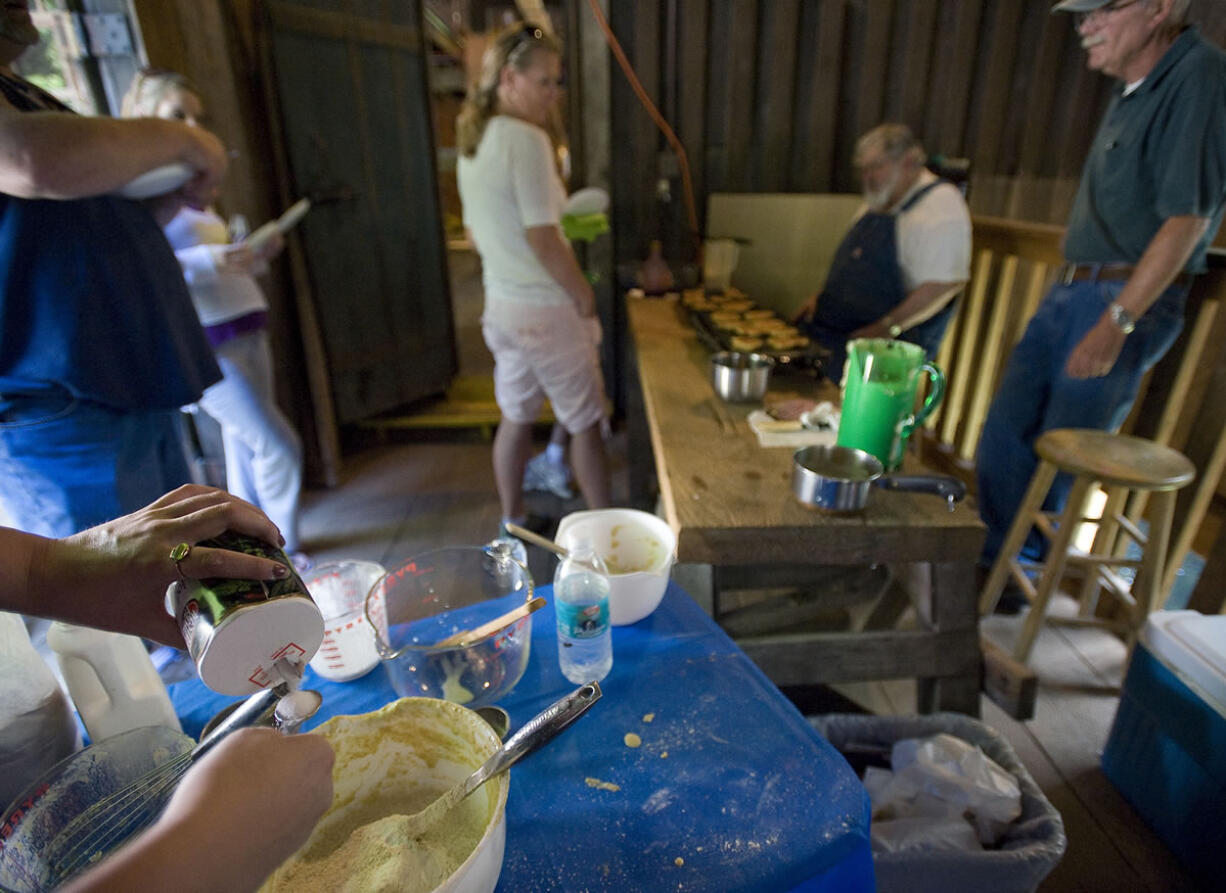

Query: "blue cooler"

xmin=1101 ymin=610 xmax=1226 ymax=891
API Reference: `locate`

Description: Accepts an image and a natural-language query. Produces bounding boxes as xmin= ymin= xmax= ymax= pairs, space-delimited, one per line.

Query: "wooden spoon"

xmin=433 ymin=596 xmax=545 ymax=648
xmin=504 ymin=523 xmax=569 ymax=559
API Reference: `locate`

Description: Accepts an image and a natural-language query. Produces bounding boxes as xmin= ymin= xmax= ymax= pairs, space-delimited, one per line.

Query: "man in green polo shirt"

xmin=977 ymin=0 xmax=1226 ymax=611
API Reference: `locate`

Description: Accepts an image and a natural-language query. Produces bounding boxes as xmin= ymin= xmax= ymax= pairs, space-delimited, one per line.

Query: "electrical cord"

xmin=586 ymin=0 xmax=699 ymax=250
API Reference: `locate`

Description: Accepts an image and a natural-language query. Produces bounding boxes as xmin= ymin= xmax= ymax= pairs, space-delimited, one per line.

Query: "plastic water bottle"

xmin=45 ymin=622 xmax=181 ymax=742
xmin=554 ymin=538 xmax=613 ymax=684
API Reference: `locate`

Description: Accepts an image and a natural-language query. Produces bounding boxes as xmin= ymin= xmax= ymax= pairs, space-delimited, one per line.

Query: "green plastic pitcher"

xmin=835 ymin=339 xmax=945 ymax=471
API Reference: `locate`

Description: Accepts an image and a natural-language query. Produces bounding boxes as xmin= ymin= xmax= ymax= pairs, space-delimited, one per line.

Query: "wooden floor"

xmin=293 ymin=248 xmax=1208 ymax=892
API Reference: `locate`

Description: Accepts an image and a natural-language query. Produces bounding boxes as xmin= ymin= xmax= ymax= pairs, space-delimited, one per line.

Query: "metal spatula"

xmin=401 ymin=681 xmax=602 ymax=837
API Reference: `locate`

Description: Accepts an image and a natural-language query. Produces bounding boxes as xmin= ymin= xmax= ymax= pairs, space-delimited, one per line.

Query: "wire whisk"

xmin=41 ymin=748 xmax=196 ymax=886
xmin=40 ymin=683 xmax=314 ymax=890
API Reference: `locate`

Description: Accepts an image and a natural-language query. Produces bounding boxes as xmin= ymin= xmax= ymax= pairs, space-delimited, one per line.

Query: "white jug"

xmin=0 ymin=612 xmax=78 ymax=808
xmin=703 ymin=238 xmax=740 ymax=292
xmin=45 ymin=622 xmax=181 ymax=743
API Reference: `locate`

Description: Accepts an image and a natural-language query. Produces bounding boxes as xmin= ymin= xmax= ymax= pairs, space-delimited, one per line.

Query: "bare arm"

xmin=0 ymin=99 xmax=226 ymax=204
xmin=60 ymin=729 xmax=334 ymax=893
xmin=792 ymin=292 xmax=819 ymax=324
xmin=525 ymin=223 xmax=595 ymax=317
xmin=1066 ymin=214 xmax=1210 ymax=378
xmin=851 ymin=280 xmax=966 ymax=339
xmin=2 ymin=485 xmax=289 ymax=646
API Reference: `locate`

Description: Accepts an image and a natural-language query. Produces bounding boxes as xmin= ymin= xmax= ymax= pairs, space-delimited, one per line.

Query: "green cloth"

xmin=562 ymin=212 xmax=609 ymax=243
xmin=1064 ymin=27 xmax=1226 ymax=273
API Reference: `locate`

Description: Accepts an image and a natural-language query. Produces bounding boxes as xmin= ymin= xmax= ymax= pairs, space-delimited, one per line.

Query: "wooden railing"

xmin=920 ymin=216 xmax=1226 ymax=603
xmin=924 ymin=217 xmax=1065 ymax=467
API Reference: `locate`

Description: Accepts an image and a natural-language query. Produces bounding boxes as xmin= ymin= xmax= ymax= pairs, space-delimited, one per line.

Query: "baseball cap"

xmin=1051 ymin=1 xmax=1114 ymax=11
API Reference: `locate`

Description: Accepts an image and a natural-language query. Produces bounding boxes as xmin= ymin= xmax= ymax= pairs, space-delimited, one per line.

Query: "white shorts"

xmin=482 ymin=301 xmax=606 ymax=433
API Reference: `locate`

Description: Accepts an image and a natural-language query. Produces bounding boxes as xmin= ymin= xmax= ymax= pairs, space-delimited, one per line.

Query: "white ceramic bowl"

xmin=262 ymin=698 xmax=508 ymax=893
xmin=564 ymin=186 xmax=610 ymax=215
xmin=114 ymin=162 xmax=193 ymax=199
xmin=555 ymin=509 xmax=676 ymax=625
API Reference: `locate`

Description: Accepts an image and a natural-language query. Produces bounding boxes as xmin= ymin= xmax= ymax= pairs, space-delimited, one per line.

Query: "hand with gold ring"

xmin=0 ymin=485 xmax=291 ymax=647
xmin=169 ymin=541 xmax=193 ymax=578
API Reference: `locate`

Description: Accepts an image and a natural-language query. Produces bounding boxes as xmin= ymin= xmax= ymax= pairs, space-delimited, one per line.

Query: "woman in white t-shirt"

xmin=456 ymin=25 xmax=610 ymax=538
xmin=122 ymin=71 xmax=308 ymax=568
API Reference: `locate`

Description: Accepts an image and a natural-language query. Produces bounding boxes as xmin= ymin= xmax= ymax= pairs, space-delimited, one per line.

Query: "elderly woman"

xmin=122 ymin=71 xmax=309 ymax=570
xmin=456 ymin=24 xmax=610 ymax=541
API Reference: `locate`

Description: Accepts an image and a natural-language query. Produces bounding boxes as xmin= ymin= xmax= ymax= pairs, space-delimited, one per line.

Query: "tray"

xmin=687 ymin=306 xmax=828 ymax=379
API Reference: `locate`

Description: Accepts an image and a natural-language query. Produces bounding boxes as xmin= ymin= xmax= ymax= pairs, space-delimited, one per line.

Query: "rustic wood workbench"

xmin=626 ymin=295 xmax=986 ymax=714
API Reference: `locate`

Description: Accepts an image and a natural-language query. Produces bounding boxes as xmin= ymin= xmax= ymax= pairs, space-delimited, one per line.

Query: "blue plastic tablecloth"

xmin=169 ymin=581 xmax=874 ymax=892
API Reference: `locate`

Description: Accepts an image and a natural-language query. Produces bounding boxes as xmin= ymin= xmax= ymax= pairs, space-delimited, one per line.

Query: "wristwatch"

xmin=1107 ymin=302 xmax=1136 ymax=335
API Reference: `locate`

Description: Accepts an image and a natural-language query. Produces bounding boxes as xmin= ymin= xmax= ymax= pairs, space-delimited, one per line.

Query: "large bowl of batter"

xmin=261 ymin=697 xmax=508 ymax=893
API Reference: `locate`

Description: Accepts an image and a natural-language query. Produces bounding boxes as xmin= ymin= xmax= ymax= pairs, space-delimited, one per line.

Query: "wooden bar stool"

xmin=979 ymin=428 xmax=1196 ymax=664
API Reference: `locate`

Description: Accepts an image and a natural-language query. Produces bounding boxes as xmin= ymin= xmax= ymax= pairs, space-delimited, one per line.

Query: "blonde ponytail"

xmin=456 ymin=23 xmax=561 ymax=157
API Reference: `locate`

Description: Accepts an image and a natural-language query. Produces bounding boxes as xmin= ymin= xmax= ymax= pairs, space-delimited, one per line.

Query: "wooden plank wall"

xmin=605 ymin=0 xmax=1226 ymax=267
xmin=134 ymin=0 xmax=336 ymax=481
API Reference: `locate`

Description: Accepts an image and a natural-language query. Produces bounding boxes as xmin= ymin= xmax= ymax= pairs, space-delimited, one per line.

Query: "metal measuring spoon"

xmin=199 ymin=685 xmax=322 ymax=741
xmin=401 ymin=682 xmax=601 ymax=837
xmin=274 ymin=689 xmax=324 ymax=734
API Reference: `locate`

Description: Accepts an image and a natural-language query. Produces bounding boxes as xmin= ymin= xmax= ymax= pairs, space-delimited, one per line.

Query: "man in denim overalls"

xmin=796 ymin=123 xmax=972 ymax=382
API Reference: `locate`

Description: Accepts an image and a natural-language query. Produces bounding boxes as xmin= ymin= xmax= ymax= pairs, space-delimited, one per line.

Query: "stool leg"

xmin=1077 ymin=485 xmax=1128 ymax=617
xmin=1128 ymin=489 xmax=1177 ymax=649
xmin=1014 ymin=474 xmax=1096 ymax=664
xmin=980 ymin=460 xmax=1059 ymax=615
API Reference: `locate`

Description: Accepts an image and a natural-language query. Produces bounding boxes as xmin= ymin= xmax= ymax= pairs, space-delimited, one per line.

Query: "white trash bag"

xmin=867 ymin=732 xmax=1022 ymax=851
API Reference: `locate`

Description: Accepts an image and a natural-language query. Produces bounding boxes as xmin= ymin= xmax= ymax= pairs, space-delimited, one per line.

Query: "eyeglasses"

xmin=1075 ymin=0 xmax=1146 ymax=30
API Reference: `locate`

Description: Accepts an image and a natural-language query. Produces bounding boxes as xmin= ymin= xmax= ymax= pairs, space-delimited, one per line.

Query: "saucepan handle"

xmin=875 ymin=474 xmax=966 ymax=507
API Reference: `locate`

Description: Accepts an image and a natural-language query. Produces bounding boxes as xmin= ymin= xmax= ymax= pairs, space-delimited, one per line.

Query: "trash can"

xmin=812 ymin=713 xmax=1066 ymax=893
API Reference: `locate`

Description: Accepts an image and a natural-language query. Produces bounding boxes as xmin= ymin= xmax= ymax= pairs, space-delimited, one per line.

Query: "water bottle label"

xmin=556 ymin=599 xmax=609 ymax=639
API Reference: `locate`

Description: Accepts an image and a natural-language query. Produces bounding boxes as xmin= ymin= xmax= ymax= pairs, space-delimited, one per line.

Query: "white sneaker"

xmin=523 ymin=452 xmax=574 ymax=499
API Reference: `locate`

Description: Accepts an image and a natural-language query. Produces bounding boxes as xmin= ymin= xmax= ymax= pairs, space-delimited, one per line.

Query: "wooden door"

xmin=261 ymin=0 xmax=455 ymax=426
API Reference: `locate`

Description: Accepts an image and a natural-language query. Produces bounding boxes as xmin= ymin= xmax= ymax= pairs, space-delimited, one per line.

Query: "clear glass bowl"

xmin=0 ymin=726 xmax=194 ymax=892
xmin=365 ymin=544 xmax=534 ymax=709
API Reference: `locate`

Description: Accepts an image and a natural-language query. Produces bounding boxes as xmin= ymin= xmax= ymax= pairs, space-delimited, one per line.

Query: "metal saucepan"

xmin=791 ymin=444 xmax=966 ymax=512
xmin=711 ymin=351 xmax=774 ymax=402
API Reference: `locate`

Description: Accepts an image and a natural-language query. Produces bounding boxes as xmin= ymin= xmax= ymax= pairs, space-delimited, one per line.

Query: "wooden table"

xmin=626 ymin=295 xmax=985 ymax=714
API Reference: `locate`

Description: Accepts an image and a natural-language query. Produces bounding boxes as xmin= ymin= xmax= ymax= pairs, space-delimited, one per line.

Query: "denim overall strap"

xmin=804 ymin=179 xmax=948 ymax=372
xmin=894 ymin=181 xmax=957 ymax=358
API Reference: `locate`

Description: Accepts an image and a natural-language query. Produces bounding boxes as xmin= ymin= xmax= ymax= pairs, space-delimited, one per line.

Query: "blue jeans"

xmin=0 ymin=386 xmax=192 ymax=537
xmin=976 ymin=278 xmax=1187 ymax=565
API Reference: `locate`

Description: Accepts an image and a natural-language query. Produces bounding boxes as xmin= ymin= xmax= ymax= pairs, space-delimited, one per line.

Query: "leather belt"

xmin=1059 ymin=263 xmax=1194 ymax=290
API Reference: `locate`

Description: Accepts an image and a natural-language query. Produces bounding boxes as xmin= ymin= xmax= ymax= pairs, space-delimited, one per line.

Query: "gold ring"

xmin=169 ymin=542 xmax=192 ymax=577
